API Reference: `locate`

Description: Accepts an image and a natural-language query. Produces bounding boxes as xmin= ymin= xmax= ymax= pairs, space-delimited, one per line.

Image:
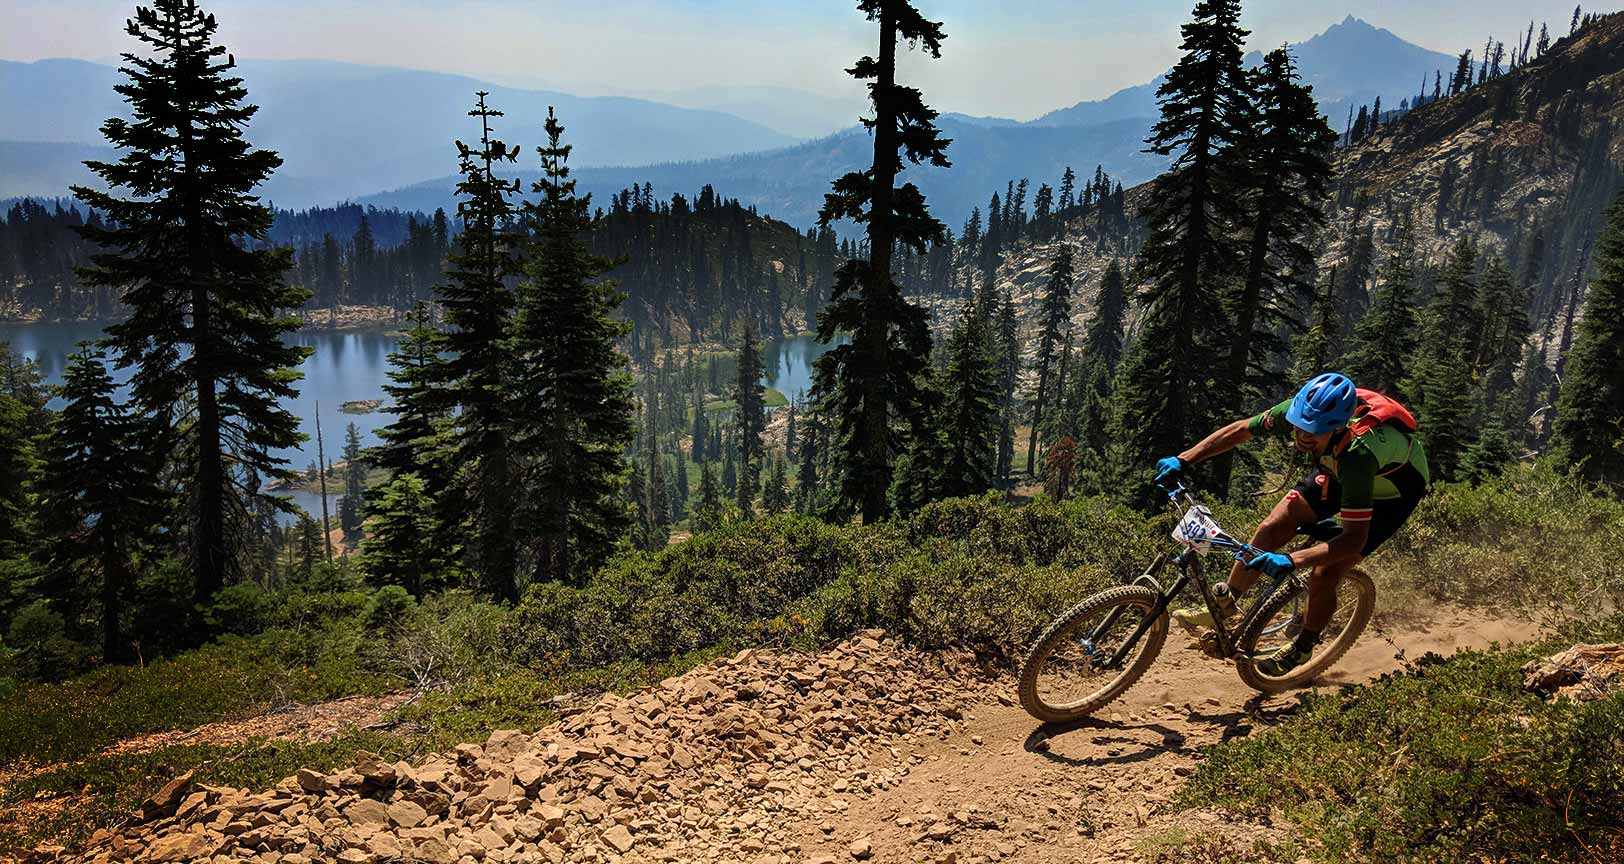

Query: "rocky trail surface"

xmin=71 ymin=612 xmax=1536 ymax=864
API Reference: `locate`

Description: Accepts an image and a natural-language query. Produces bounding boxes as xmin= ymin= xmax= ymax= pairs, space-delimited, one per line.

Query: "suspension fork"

xmin=1101 ymin=553 xmax=1197 ymax=669
xmin=1084 ymin=552 xmax=1171 ymax=645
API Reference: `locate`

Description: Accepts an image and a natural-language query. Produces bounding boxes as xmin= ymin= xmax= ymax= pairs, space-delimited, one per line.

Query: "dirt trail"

xmin=779 ymin=610 xmax=1538 ymax=864
xmin=66 ymin=609 xmax=1538 ymax=864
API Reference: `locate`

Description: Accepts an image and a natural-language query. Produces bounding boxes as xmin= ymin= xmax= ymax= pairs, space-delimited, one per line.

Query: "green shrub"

xmin=203 ymin=583 xmax=276 ymax=635
xmin=1178 ymin=619 xmax=1624 ymax=863
xmin=365 ymin=584 xmax=416 ymax=631
xmin=363 ymin=591 xmax=511 ymax=690
xmin=503 ymin=496 xmax=1170 ymax=668
xmin=0 ymin=622 xmax=390 ymax=767
xmin=1370 ymin=462 xmax=1624 ymax=615
xmin=4 ymin=601 xmax=86 ymax=682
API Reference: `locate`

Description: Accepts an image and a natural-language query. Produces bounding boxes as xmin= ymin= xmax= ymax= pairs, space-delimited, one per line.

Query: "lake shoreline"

xmin=3 ymin=304 xmax=407 ymax=335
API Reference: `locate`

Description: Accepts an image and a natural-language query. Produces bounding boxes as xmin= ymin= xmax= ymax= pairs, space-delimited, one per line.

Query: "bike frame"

xmin=1085 ymin=483 xmax=1300 ymax=668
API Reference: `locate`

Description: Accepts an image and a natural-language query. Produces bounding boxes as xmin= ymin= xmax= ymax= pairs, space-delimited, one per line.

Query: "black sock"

xmin=1293 ymin=629 xmax=1322 ymax=652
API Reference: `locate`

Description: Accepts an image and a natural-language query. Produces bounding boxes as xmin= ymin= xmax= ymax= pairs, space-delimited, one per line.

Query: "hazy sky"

xmin=5 ymin=0 xmax=1618 ymax=120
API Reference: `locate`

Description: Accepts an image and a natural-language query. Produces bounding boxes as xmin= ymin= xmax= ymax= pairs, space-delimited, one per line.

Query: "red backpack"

xmin=1349 ymin=388 xmax=1417 ymax=436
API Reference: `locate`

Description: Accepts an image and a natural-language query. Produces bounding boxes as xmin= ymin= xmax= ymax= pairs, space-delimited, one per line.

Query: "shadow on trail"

xmin=1020 ymin=693 xmax=1307 ymax=765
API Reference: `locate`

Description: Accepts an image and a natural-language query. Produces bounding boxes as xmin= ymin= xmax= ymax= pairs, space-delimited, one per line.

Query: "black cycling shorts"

xmin=1289 ymin=466 xmax=1426 ymax=556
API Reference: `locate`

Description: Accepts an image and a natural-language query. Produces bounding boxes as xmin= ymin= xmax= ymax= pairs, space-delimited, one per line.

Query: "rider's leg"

xmin=1225 ymin=490 xmax=1318 ymax=595
xmin=1302 ymin=554 xmax=1362 ymax=632
xmin=1258 ymin=552 xmax=1363 ymax=675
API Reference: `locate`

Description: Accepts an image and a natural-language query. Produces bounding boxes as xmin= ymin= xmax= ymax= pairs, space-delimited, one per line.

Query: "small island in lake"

xmin=339 ymin=399 xmax=383 ymax=414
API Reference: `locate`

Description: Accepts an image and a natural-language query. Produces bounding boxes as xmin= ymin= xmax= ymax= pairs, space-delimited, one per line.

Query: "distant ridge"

xmin=0 ymin=58 xmax=801 ymax=206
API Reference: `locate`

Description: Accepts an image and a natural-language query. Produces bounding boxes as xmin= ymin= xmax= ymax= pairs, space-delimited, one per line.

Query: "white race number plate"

xmin=1172 ymin=505 xmax=1221 ymax=553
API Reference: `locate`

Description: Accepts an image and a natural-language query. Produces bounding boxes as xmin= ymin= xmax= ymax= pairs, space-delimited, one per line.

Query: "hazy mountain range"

xmin=362 ymin=16 xmax=1459 ymax=230
xmin=3 ymin=16 xmax=1460 ymax=229
xmin=0 ymin=58 xmax=799 ymax=203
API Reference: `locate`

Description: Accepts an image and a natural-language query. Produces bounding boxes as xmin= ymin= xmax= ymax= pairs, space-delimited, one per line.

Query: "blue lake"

xmin=0 ymin=322 xmax=833 ymax=519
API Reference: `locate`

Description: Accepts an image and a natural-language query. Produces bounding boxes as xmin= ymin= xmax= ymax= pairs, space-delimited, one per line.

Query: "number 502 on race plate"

xmin=1172 ymin=506 xmax=1221 ymax=553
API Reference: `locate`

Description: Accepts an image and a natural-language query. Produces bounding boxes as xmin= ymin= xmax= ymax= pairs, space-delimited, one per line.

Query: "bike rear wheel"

xmin=1234 ymin=567 xmax=1375 ymax=694
xmin=1018 ymin=585 xmax=1168 ymax=723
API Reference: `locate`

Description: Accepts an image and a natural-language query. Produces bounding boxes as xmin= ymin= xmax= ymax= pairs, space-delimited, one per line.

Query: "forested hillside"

xmin=962 ymin=9 xmax=1624 ymax=500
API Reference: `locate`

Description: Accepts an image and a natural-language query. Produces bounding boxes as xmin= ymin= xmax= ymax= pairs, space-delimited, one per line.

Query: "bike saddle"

xmin=1297 ymin=518 xmax=1344 ymax=542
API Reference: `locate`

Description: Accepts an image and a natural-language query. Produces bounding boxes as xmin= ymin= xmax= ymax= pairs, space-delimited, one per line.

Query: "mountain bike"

xmin=1017 ymin=482 xmax=1376 ymax=724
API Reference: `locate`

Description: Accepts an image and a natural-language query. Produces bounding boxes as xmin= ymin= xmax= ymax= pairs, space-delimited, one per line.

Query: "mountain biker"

xmin=1153 ymin=372 xmax=1430 ymax=676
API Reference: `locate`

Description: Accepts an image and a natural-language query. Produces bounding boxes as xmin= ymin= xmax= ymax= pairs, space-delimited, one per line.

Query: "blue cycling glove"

xmin=1154 ymin=456 xmax=1185 ymax=486
xmin=1247 ymin=552 xmax=1295 ymax=577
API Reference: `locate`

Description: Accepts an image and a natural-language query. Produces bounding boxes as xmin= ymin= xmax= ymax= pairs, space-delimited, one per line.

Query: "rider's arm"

xmin=1289 ymin=520 xmax=1369 ymax=569
xmin=1177 ymin=418 xmax=1252 ymax=465
xmin=1179 ymin=399 xmax=1292 ymax=465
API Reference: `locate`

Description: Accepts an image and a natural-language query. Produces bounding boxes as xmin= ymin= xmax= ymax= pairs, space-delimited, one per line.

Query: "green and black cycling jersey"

xmin=1248 ymin=398 xmax=1431 ymax=523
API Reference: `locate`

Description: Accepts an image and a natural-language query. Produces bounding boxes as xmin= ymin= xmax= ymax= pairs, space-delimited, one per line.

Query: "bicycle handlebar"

xmin=1158 ymin=479 xmax=1265 ymax=564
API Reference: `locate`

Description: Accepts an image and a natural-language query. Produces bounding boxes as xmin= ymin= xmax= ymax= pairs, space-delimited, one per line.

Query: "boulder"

xmin=136 ymin=770 xmax=196 ymax=822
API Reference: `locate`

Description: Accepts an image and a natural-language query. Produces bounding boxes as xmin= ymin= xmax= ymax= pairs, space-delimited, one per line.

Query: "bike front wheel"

xmin=1017 ymin=585 xmax=1168 ymax=724
xmin=1234 ymin=567 xmax=1376 ymax=694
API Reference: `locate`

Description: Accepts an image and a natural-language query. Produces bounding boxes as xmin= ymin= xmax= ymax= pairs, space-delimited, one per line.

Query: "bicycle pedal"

xmin=1198 ymin=631 xmax=1224 ymax=659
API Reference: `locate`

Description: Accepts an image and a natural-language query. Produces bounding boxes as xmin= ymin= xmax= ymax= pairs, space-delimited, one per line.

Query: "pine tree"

xmin=690 ymin=386 xmax=708 ymax=462
xmin=1218 ymin=46 xmax=1335 ymax=491
xmin=693 ymin=462 xmax=724 ymax=532
xmin=763 ymin=456 xmax=790 ymax=515
xmin=812 ymin=0 xmax=950 ymax=523
xmin=1115 ymin=0 xmax=1251 ymax=498
xmin=510 ymin=108 xmax=636 ymax=587
xmin=1344 ymin=212 xmax=1421 ymax=396
xmin=1076 ymin=260 xmax=1129 ymax=459
xmin=36 ymin=345 xmax=163 ymax=663
xmin=337 ymin=422 xmax=365 ymax=539
xmin=1406 ymin=235 xmax=1481 ymax=480
xmin=940 ymin=299 xmax=1002 ymax=498
xmin=785 ymin=404 xmax=798 ymax=460
xmin=435 ymin=92 xmax=523 ymax=600
xmin=733 ymin=326 xmax=766 ymax=516
xmin=368 ymin=303 xmax=459 ymax=560
xmin=721 ymin=443 xmax=737 ymax=497
xmin=796 ymin=409 xmax=822 ymax=515
xmin=373 ymin=304 xmax=446 ymax=477
xmin=1290 ymin=269 xmax=1339 ymax=384
xmin=1026 ymin=249 xmax=1073 ymax=476
xmin=1551 ymin=190 xmax=1624 ymax=488
xmin=361 ymin=472 xmax=456 ymax=596
xmin=1473 ymin=254 xmax=1532 ymax=430
xmin=0 ymin=344 xmax=47 ymax=624
xmin=73 ymin=0 xmax=312 ymax=604
xmin=994 ymin=289 xmax=1021 ymax=492
xmin=1451 ymin=51 xmax=1473 ymax=95
xmin=296 ymin=514 xmax=320 ymax=582
xmin=350 ymin=214 xmax=376 ymax=305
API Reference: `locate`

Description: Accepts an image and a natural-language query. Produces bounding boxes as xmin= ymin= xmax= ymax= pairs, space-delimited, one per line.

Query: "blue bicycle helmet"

xmin=1286 ymin=372 xmax=1358 ymax=435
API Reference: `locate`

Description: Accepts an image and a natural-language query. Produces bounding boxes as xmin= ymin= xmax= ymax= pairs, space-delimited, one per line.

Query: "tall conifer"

xmin=1027 ymin=249 xmax=1073 ymax=476
xmin=1344 ymin=212 xmax=1421 ymax=396
xmin=74 ymin=0 xmax=311 ymax=603
xmin=812 ymin=0 xmax=951 ymax=523
xmin=1229 ymin=48 xmax=1337 ymax=399
xmin=437 ymin=92 xmax=522 ymax=601
xmin=1406 ymin=235 xmax=1481 ymax=479
xmin=1114 ymin=0 xmax=1251 ymax=498
xmin=733 ymin=326 xmax=766 ymax=516
xmin=36 ymin=345 xmax=163 ymax=662
xmin=1551 ymin=191 xmax=1624 ymax=487
xmin=1076 ymin=260 xmax=1129 ymax=460
xmin=510 ymin=108 xmax=635 ymax=586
